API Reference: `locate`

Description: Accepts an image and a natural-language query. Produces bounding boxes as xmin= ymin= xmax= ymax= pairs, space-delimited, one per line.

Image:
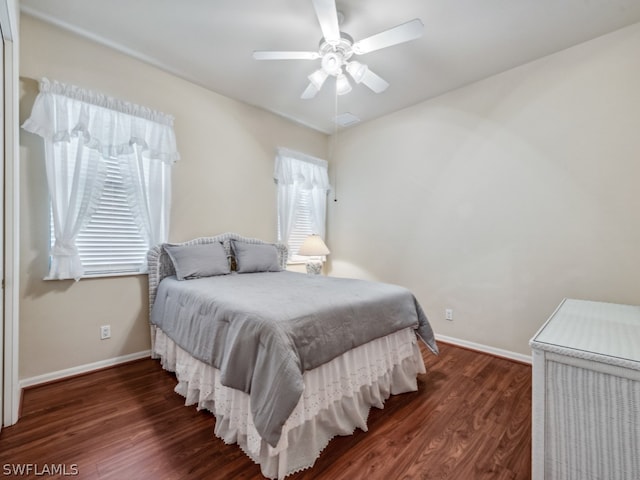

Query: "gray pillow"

xmin=231 ymin=240 xmax=281 ymax=273
xmin=164 ymin=242 xmax=230 ymax=280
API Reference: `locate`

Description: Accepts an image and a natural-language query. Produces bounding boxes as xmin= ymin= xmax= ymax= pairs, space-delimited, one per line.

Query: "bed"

xmin=148 ymin=232 xmax=438 ymax=479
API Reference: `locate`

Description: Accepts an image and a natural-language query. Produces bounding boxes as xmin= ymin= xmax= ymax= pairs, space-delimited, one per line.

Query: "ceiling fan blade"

xmin=311 ymin=0 xmax=341 ymax=44
xmin=253 ymin=51 xmax=320 ymax=60
xmin=361 ymin=68 xmax=390 ymax=93
xmin=352 ymin=18 xmax=424 ymax=55
xmin=301 ymin=82 xmax=319 ymax=99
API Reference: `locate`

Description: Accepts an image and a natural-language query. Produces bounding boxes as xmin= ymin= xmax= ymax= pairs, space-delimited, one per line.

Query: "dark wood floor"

xmin=0 ymin=342 xmax=532 ymax=479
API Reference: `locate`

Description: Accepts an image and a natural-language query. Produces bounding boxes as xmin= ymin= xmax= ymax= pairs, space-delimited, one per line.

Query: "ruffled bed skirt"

xmin=152 ymin=326 xmax=426 ymax=479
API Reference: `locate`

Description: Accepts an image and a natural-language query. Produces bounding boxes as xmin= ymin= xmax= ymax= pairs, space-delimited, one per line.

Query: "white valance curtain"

xmin=274 ymin=147 xmax=330 ymax=243
xmin=22 ymin=78 xmax=179 ymax=280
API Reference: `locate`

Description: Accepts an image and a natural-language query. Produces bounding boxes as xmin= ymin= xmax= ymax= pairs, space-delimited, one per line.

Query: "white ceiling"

xmin=20 ymin=0 xmax=640 ymax=133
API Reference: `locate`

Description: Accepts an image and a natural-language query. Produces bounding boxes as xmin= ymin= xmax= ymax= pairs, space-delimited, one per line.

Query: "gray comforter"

xmin=151 ymin=270 xmax=437 ymax=447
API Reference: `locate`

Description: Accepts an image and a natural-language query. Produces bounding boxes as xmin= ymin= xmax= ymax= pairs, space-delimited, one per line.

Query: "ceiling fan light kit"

xmin=253 ymin=0 xmax=424 ymax=100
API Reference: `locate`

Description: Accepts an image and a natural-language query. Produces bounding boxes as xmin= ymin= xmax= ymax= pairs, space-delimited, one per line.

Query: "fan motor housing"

xmin=318 ymin=33 xmax=354 ymax=75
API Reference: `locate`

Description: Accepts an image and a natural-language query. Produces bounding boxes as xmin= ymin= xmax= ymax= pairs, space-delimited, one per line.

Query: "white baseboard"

xmin=435 ymin=334 xmax=532 ymax=364
xmin=18 ymin=335 xmax=530 ymax=389
xmin=19 ymin=350 xmax=152 ymax=389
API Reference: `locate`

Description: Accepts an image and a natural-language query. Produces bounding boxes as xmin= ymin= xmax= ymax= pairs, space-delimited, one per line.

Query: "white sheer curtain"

xmin=22 ymin=78 xmax=179 ymax=280
xmin=122 ymin=143 xmax=172 ymax=270
xmin=274 ymin=147 xmax=330 ymax=243
xmin=275 ymin=182 xmax=301 ymax=246
xmin=43 ymin=124 xmax=107 ymax=280
xmin=308 ymin=186 xmax=328 ymax=239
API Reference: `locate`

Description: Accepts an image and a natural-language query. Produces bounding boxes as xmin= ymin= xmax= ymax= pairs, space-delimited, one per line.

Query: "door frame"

xmin=1 ymin=0 xmax=19 ymax=428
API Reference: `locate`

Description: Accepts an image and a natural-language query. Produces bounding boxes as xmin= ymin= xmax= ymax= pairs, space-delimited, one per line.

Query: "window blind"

xmin=286 ymin=190 xmax=314 ymax=262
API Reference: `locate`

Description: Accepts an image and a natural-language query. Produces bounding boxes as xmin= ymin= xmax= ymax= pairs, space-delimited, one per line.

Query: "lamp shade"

xmin=335 ymin=73 xmax=352 ymax=96
xmin=308 ymin=69 xmax=329 ymax=90
xmin=346 ymin=61 xmax=368 ymax=83
xmin=298 ymin=234 xmax=330 ymax=256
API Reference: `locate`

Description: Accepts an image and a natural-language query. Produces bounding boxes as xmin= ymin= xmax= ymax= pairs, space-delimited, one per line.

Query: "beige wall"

xmin=327 ymin=22 xmax=640 ymax=356
xmin=18 ymin=11 xmax=640 ymax=378
xmin=19 ymin=14 xmax=327 ymax=379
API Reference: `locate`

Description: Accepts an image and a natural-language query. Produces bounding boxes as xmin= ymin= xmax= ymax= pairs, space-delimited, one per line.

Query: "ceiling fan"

xmin=253 ymin=0 xmax=424 ymax=99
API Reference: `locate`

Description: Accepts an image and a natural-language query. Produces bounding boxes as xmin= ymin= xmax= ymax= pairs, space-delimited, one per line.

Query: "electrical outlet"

xmin=445 ymin=309 xmax=453 ymax=321
xmin=100 ymin=325 xmax=111 ymax=340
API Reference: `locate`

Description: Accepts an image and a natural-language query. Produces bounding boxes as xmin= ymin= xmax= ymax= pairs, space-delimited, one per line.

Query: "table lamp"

xmin=298 ymin=234 xmax=330 ymax=275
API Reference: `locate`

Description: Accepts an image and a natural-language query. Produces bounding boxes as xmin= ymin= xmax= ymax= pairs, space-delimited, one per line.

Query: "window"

xmin=274 ymin=148 xmax=330 ymax=263
xmin=23 ymin=78 xmax=178 ymax=280
xmin=49 ymin=156 xmax=152 ymax=277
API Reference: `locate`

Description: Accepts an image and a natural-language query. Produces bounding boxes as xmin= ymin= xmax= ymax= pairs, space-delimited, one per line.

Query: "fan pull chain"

xmin=331 ymin=83 xmax=339 ymax=202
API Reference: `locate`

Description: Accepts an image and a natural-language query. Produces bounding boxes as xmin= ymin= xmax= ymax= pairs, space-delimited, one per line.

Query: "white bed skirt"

xmin=153 ymin=326 xmax=426 ymax=479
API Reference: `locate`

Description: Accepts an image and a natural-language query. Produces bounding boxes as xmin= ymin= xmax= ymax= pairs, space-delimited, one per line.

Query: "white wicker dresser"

xmin=530 ymin=298 xmax=640 ymax=480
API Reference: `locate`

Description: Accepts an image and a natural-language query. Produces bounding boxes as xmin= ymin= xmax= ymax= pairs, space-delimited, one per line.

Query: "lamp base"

xmin=305 ymin=261 xmax=322 ymax=275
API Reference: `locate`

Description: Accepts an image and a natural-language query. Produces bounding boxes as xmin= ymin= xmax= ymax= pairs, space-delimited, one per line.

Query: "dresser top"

xmin=531 ymin=298 xmax=640 ymax=367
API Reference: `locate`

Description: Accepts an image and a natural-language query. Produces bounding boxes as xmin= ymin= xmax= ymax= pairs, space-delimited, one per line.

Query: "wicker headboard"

xmin=147 ymin=232 xmax=288 ymax=318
